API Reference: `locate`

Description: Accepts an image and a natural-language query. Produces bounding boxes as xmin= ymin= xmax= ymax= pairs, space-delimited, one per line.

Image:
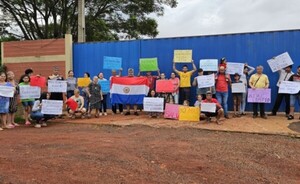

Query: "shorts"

xmin=0 ymin=100 xmax=9 ymax=114
xmin=22 ymin=101 xmax=34 ymax=107
xmin=290 ymin=94 xmax=300 ymax=107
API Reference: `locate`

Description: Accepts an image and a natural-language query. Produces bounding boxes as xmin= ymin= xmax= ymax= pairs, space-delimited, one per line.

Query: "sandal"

xmin=12 ymin=123 xmax=20 ymax=127
xmin=0 ymin=127 xmax=3 ymax=131
xmin=287 ymin=115 xmax=294 ymax=120
xmin=6 ymin=124 xmax=15 ymax=129
xmin=25 ymin=121 xmax=31 ymax=125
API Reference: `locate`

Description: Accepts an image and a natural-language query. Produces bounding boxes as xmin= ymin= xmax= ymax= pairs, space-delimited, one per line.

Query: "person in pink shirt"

xmin=169 ymin=72 xmax=180 ymax=104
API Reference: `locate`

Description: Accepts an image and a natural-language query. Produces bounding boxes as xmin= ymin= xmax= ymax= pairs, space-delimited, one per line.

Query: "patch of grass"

xmin=14 ymin=116 xmax=25 ymax=124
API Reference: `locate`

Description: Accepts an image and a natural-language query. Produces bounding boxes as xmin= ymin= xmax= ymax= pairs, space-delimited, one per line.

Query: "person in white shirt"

xmin=240 ymin=64 xmax=255 ymax=115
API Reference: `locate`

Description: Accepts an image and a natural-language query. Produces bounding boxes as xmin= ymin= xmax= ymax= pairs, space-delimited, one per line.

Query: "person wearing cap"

xmin=231 ymin=73 xmax=243 ymax=117
xmin=269 ymin=65 xmax=293 ymax=117
xmin=192 ymin=68 xmax=211 ymax=100
xmin=202 ymin=91 xmax=224 ymax=124
xmin=240 ymin=64 xmax=255 ymax=115
xmin=287 ymin=65 xmax=300 ymax=120
xmin=219 ymin=58 xmax=227 ymax=69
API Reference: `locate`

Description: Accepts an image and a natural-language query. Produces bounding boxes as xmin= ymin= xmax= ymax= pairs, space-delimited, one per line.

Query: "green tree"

xmin=0 ymin=0 xmax=177 ymax=41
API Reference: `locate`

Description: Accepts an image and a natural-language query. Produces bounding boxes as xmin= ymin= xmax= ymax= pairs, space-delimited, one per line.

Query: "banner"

xmin=139 ymin=58 xmax=158 ymax=71
xmin=19 ymin=86 xmax=41 ymax=99
xmin=41 ymin=100 xmax=63 ymax=115
xmin=226 ymin=62 xmax=244 ymax=75
xmin=173 ymin=50 xmax=192 ymax=63
xmin=267 ymin=52 xmax=294 ymax=72
xmin=279 ymin=81 xmax=300 ymax=94
xmin=199 ymin=59 xmax=218 ymax=71
xmin=77 ymin=78 xmax=91 ymax=87
xmin=98 ymin=80 xmax=110 ymax=93
xmin=247 ymin=88 xmax=271 ymax=103
xmin=231 ymin=83 xmax=246 ymax=93
xmin=103 ymin=56 xmax=122 ymax=70
xmin=200 ymin=103 xmax=216 ymax=113
xmin=196 ymin=74 xmax=215 ymax=88
xmin=30 ymin=76 xmax=46 ymax=87
xmin=48 ymin=80 xmax=67 ymax=93
xmin=164 ymin=103 xmax=179 ymax=119
xmin=179 ymin=106 xmax=199 ymax=122
xmin=0 ymin=86 xmax=14 ymax=97
xmin=156 ymin=80 xmax=174 ymax=93
xmin=143 ymin=97 xmax=164 ymax=112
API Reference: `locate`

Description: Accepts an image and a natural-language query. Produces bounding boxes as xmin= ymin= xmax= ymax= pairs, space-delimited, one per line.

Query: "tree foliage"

xmin=0 ymin=0 xmax=177 ymax=41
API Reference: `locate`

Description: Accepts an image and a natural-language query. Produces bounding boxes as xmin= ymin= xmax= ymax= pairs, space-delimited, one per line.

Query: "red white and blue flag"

xmin=110 ymin=77 xmax=149 ymax=105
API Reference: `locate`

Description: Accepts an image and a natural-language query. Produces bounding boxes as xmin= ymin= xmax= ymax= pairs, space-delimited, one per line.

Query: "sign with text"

xmin=98 ymin=80 xmax=110 ymax=93
xmin=247 ymin=88 xmax=271 ymax=103
xmin=232 ymin=83 xmax=246 ymax=93
xmin=41 ymin=100 xmax=63 ymax=115
xmin=267 ymin=52 xmax=293 ymax=72
xmin=196 ymin=74 xmax=215 ymax=88
xmin=0 ymin=86 xmax=14 ymax=97
xmin=143 ymin=97 xmax=164 ymax=112
xmin=199 ymin=59 xmax=218 ymax=71
xmin=48 ymin=80 xmax=67 ymax=93
xmin=139 ymin=58 xmax=158 ymax=72
xmin=201 ymin=102 xmax=216 ymax=113
xmin=226 ymin=62 xmax=244 ymax=75
xmin=77 ymin=78 xmax=91 ymax=87
xmin=164 ymin=103 xmax=179 ymax=120
xmin=19 ymin=86 xmax=41 ymax=99
xmin=103 ymin=56 xmax=122 ymax=70
xmin=279 ymin=81 xmax=300 ymax=94
xmin=30 ymin=76 xmax=46 ymax=88
xmin=173 ymin=50 xmax=192 ymax=63
xmin=156 ymin=80 xmax=174 ymax=93
xmin=179 ymin=106 xmax=200 ymax=122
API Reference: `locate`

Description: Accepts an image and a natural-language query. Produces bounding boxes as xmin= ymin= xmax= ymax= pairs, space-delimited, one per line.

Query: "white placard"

xmin=19 ymin=86 xmax=41 ymax=99
xmin=143 ymin=97 xmax=164 ymax=112
xmin=200 ymin=102 xmax=216 ymax=113
xmin=232 ymin=83 xmax=246 ymax=93
xmin=41 ymin=100 xmax=63 ymax=115
xmin=267 ymin=52 xmax=293 ymax=73
xmin=279 ymin=81 xmax=300 ymax=94
xmin=48 ymin=80 xmax=67 ymax=93
xmin=199 ymin=59 xmax=218 ymax=71
xmin=226 ymin=62 xmax=244 ymax=75
xmin=196 ymin=74 xmax=215 ymax=88
xmin=0 ymin=86 xmax=14 ymax=97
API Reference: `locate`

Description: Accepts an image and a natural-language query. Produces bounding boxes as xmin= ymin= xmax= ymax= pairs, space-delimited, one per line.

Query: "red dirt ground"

xmin=0 ymin=122 xmax=299 ymax=184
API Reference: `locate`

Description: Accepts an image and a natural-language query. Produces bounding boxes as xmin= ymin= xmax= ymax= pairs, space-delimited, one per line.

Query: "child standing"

xmin=148 ymin=90 xmax=161 ymax=118
xmin=232 ymin=73 xmax=243 ymax=117
xmin=19 ymin=74 xmax=35 ymax=125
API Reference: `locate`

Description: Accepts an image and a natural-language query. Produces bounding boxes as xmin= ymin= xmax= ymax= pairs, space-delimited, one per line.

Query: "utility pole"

xmin=78 ymin=0 xmax=85 ymax=42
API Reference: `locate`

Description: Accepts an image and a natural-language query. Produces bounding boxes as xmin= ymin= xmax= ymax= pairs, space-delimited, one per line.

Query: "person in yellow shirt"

xmin=173 ymin=60 xmax=196 ymax=104
xmin=249 ymin=65 xmax=270 ymax=119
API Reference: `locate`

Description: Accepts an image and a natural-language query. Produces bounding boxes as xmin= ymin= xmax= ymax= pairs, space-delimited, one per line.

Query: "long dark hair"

xmin=19 ymin=74 xmax=30 ymax=83
xmin=0 ymin=71 xmax=7 ymax=82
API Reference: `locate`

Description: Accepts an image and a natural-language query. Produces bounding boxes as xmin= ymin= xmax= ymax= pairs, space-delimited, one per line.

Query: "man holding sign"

xmin=202 ymin=91 xmax=224 ymax=125
xmin=287 ymin=65 xmax=300 ymax=120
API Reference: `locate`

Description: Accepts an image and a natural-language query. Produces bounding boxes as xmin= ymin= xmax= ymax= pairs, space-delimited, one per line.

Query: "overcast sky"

xmin=155 ymin=0 xmax=300 ymax=38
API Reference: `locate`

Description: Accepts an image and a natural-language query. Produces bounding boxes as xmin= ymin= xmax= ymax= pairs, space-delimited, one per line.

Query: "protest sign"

xmin=267 ymin=52 xmax=293 ymax=72
xmin=98 ymin=80 xmax=110 ymax=93
xmin=156 ymin=80 xmax=174 ymax=93
xmin=179 ymin=106 xmax=200 ymax=122
xmin=226 ymin=62 xmax=244 ymax=75
xmin=103 ymin=56 xmax=122 ymax=70
xmin=66 ymin=98 xmax=78 ymax=111
xmin=139 ymin=58 xmax=158 ymax=71
xmin=196 ymin=74 xmax=215 ymax=88
xmin=30 ymin=76 xmax=46 ymax=87
xmin=232 ymin=83 xmax=246 ymax=93
xmin=278 ymin=81 xmax=300 ymax=94
xmin=173 ymin=50 xmax=192 ymax=63
xmin=77 ymin=78 xmax=91 ymax=87
xmin=143 ymin=97 xmax=164 ymax=112
xmin=200 ymin=103 xmax=216 ymax=113
xmin=41 ymin=100 xmax=63 ymax=115
xmin=199 ymin=59 xmax=218 ymax=71
xmin=19 ymin=86 xmax=41 ymax=99
xmin=247 ymin=89 xmax=271 ymax=103
xmin=0 ymin=86 xmax=14 ymax=97
xmin=48 ymin=80 xmax=67 ymax=93
xmin=164 ymin=103 xmax=179 ymax=119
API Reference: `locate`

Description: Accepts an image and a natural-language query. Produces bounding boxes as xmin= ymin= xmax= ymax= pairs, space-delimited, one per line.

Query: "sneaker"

xmin=104 ymin=113 xmax=107 ymax=116
xmin=253 ymin=115 xmax=258 ymax=118
xmin=224 ymin=115 xmax=230 ymax=119
xmin=34 ymin=124 xmax=41 ymax=128
xmin=134 ymin=112 xmax=139 ymax=116
xmin=287 ymin=115 xmax=294 ymax=120
xmin=124 ymin=112 xmax=130 ymax=116
xmin=261 ymin=115 xmax=268 ymax=119
xmin=0 ymin=127 xmax=3 ymax=131
xmin=120 ymin=112 xmax=124 ymax=115
xmin=41 ymin=123 xmax=47 ymax=127
xmin=241 ymin=113 xmax=246 ymax=116
xmin=99 ymin=113 xmax=103 ymax=116
xmin=25 ymin=121 xmax=31 ymax=125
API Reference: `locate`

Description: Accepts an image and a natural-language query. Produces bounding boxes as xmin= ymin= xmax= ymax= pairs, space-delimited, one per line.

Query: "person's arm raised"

xmin=191 ymin=60 xmax=197 ymax=74
xmin=173 ymin=61 xmax=180 ymax=74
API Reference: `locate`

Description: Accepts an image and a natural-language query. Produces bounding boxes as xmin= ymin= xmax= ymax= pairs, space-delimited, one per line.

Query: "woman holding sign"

xmin=0 ymin=72 xmax=14 ymax=130
xmin=7 ymin=71 xmax=20 ymax=127
xmin=19 ymin=74 xmax=35 ymax=125
xmin=169 ymin=72 xmax=180 ymax=104
xmin=98 ymin=72 xmax=108 ymax=116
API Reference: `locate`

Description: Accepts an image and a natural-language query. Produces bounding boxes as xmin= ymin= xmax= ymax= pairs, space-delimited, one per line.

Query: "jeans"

xmin=290 ymin=94 xmax=300 ymax=107
xmin=172 ymin=93 xmax=179 ymax=104
xmin=179 ymin=87 xmax=191 ymax=104
xmin=253 ymin=103 xmax=265 ymax=116
xmin=216 ymin=91 xmax=228 ymax=116
xmin=241 ymin=92 xmax=247 ymax=113
xmin=31 ymin=111 xmax=55 ymax=122
xmin=272 ymin=93 xmax=290 ymax=114
xmin=99 ymin=94 xmax=107 ymax=113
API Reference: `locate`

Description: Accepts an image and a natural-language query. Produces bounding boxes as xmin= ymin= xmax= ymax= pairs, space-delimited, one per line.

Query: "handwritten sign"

xmin=226 ymin=62 xmax=244 ymax=75
xmin=232 ymin=83 xmax=246 ymax=93
xmin=48 ymin=80 xmax=67 ymax=93
xmin=174 ymin=50 xmax=192 ymax=63
xmin=103 ymin=56 xmax=122 ymax=70
xmin=201 ymin=103 xmax=216 ymax=113
xmin=41 ymin=100 xmax=63 ymax=115
xmin=267 ymin=52 xmax=294 ymax=72
xmin=19 ymin=86 xmax=41 ymax=99
xmin=164 ymin=103 xmax=179 ymax=119
xmin=139 ymin=58 xmax=158 ymax=72
xmin=179 ymin=106 xmax=199 ymax=122
xmin=199 ymin=59 xmax=218 ymax=71
xmin=143 ymin=97 xmax=164 ymax=112
xmin=279 ymin=81 xmax=300 ymax=94
xmin=0 ymin=86 xmax=14 ymax=97
xmin=247 ymin=88 xmax=271 ymax=103
xmin=77 ymin=78 xmax=91 ymax=87
xmin=30 ymin=76 xmax=46 ymax=87
xmin=98 ymin=80 xmax=110 ymax=93
xmin=196 ymin=74 xmax=215 ymax=88
xmin=156 ymin=80 xmax=174 ymax=93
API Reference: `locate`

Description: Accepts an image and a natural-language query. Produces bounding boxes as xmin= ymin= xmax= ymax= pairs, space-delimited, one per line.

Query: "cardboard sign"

xmin=156 ymin=80 xmax=174 ymax=93
xmin=232 ymin=83 xmax=246 ymax=93
xmin=199 ymin=59 xmax=218 ymax=71
xmin=19 ymin=86 xmax=41 ymax=99
xmin=30 ymin=76 xmax=46 ymax=88
xmin=201 ymin=102 xmax=216 ymax=113
xmin=279 ymin=81 xmax=300 ymax=94
xmin=173 ymin=50 xmax=192 ymax=63
xmin=66 ymin=98 xmax=78 ymax=111
xmin=98 ymin=80 xmax=110 ymax=93
xmin=196 ymin=74 xmax=215 ymax=88
xmin=164 ymin=103 xmax=179 ymax=119
xmin=77 ymin=78 xmax=91 ymax=87
xmin=48 ymin=80 xmax=67 ymax=93
xmin=143 ymin=97 xmax=164 ymax=112
xmin=247 ymin=88 xmax=271 ymax=103
xmin=0 ymin=86 xmax=14 ymax=97
xmin=226 ymin=62 xmax=244 ymax=75
xmin=139 ymin=58 xmax=158 ymax=72
xmin=41 ymin=100 xmax=63 ymax=115
xmin=267 ymin=52 xmax=294 ymax=72
xmin=103 ymin=56 xmax=122 ymax=70
xmin=179 ymin=106 xmax=200 ymax=122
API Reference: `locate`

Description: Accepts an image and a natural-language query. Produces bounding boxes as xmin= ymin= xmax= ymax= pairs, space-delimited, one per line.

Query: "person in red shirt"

xmin=202 ymin=91 xmax=224 ymax=124
xmin=219 ymin=57 xmax=227 ymax=69
xmin=138 ymin=70 xmax=160 ymax=92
